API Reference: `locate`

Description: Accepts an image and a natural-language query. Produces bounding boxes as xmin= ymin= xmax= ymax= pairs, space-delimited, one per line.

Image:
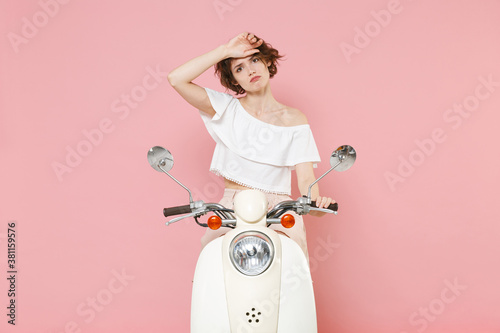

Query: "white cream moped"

xmin=147 ymin=145 xmax=356 ymax=333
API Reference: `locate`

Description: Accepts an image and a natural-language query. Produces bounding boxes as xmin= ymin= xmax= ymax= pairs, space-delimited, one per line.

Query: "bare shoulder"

xmin=283 ymin=107 xmax=308 ymax=126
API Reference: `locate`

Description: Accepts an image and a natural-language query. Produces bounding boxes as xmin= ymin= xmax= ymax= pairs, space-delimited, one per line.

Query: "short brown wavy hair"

xmin=214 ymin=36 xmax=284 ymax=95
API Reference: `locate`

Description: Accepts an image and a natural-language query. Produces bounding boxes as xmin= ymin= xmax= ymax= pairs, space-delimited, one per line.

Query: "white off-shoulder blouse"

xmin=199 ymin=88 xmax=321 ymax=195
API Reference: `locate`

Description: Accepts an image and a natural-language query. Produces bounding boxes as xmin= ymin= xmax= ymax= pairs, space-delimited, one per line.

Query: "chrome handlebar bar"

xmin=165 ymin=198 xmax=337 ymax=226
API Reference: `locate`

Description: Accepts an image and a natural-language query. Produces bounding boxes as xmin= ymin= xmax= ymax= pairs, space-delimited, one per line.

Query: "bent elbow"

xmin=167 ymin=72 xmax=177 ymax=87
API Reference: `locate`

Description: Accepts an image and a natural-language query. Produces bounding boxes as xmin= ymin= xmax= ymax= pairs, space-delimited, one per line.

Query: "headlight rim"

xmin=229 ymin=231 xmax=275 ymax=276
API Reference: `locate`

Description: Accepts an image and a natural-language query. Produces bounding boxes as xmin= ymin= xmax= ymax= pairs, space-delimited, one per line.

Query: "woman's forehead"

xmin=231 ymin=54 xmax=257 ymax=65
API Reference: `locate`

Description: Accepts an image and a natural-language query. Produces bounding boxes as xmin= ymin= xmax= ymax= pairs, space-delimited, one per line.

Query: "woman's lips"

xmin=250 ymin=76 xmax=261 ymax=82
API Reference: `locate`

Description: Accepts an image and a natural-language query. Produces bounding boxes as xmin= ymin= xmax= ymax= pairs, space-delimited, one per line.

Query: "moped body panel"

xmin=222 ymin=226 xmax=282 ymax=332
xmin=191 ymin=237 xmax=231 ymax=333
xmin=191 ymin=190 xmax=317 ymax=332
xmin=191 ymin=230 xmax=317 ymax=333
xmin=277 ymin=235 xmax=317 ymax=332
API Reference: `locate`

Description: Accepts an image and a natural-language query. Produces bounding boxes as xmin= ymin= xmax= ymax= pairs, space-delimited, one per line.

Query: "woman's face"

xmin=230 ymin=54 xmax=270 ymax=93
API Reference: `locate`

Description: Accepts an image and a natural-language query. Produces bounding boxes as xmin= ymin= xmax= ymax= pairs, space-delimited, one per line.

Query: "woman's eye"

xmin=236 ymin=67 xmax=242 ymax=72
xmin=252 ymin=58 xmax=259 ymax=63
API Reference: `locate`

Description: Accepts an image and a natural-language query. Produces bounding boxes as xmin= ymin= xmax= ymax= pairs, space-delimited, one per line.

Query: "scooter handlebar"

xmin=311 ymin=201 xmax=338 ymax=212
xmin=163 ymin=201 xmax=337 ymax=219
xmin=163 ymin=205 xmax=192 ymax=217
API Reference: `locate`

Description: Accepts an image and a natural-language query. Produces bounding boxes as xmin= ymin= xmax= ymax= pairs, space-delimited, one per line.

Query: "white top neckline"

xmin=235 ymin=98 xmax=310 ymax=129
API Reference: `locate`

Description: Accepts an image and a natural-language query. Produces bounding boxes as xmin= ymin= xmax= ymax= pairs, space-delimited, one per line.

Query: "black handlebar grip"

xmin=311 ymin=201 xmax=338 ymax=212
xmin=163 ymin=205 xmax=192 ymax=217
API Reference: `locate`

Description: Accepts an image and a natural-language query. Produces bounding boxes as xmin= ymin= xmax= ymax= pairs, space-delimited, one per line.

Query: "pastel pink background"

xmin=1 ymin=0 xmax=499 ymax=332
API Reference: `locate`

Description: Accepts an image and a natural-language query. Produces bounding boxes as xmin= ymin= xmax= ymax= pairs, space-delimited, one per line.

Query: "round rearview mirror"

xmin=148 ymin=146 xmax=174 ymax=173
xmin=330 ymin=145 xmax=356 ymax=172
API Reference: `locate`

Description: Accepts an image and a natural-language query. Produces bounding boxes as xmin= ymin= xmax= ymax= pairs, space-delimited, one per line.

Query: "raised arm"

xmin=167 ymin=32 xmax=263 ymax=116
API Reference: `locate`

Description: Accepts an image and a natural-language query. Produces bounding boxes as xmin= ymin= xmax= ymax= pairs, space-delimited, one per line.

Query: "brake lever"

xmin=308 ymin=207 xmax=338 ymax=215
xmin=166 ymin=208 xmax=206 ymax=226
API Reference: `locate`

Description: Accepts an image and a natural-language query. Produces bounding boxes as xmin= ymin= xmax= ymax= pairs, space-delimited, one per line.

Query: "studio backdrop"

xmin=1 ymin=0 xmax=499 ymax=332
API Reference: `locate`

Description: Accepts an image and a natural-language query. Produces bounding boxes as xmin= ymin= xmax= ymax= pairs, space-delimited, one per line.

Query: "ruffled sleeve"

xmin=199 ymin=87 xmax=236 ymax=144
xmin=200 ymin=87 xmax=233 ymax=120
xmin=287 ymin=127 xmax=321 ymax=168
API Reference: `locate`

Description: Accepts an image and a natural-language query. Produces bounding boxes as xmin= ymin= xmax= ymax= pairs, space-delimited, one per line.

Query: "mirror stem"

xmin=159 ymin=165 xmax=193 ymax=203
xmin=307 ymin=161 xmax=341 ymax=199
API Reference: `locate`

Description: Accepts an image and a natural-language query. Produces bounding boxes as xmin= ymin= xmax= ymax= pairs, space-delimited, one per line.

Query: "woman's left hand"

xmin=314 ymin=196 xmax=335 ymax=209
xmin=309 ymin=196 xmax=336 ymax=217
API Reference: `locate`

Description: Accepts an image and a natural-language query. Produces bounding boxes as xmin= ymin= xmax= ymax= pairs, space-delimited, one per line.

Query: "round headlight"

xmin=230 ymin=232 xmax=274 ymax=276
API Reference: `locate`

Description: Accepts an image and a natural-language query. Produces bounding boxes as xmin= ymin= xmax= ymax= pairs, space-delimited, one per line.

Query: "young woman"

xmin=167 ymin=32 xmax=335 ymax=258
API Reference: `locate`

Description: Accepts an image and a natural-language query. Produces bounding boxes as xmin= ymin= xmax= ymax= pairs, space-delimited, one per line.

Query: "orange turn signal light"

xmin=208 ymin=215 xmax=222 ymax=230
xmin=281 ymin=214 xmax=295 ymax=228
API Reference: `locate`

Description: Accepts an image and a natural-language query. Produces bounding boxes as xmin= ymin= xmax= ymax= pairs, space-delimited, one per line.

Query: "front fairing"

xmin=191 ymin=227 xmax=317 ymax=333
